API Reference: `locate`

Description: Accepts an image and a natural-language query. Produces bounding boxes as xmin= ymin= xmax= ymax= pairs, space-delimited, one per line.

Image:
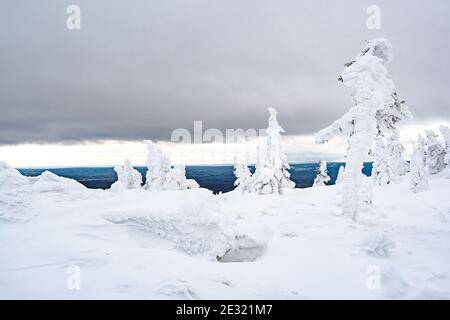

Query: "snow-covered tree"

xmin=372 ymin=138 xmax=396 ymax=185
xmin=313 ymin=160 xmax=330 ymax=187
xmin=439 ymin=125 xmax=450 ymax=166
xmin=387 ymin=130 xmax=407 ymax=176
xmin=110 ymin=159 xmax=142 ymax=191
xmin=144 ymin=141 xmax=199 ymax=191
xmin=164 ymin=164 xmax=199 ymax=190
xmin=409 ymin=135 xmax=429 ymax=193
xmin=144 ymin=141 xmax=172 ymax=191
xmin=315 ymin=39 xmax=406 ymax=218
xmin=252 ymin=108 xmax=295 ymax=195
xmin=424 ymin=130 xmax=446 ymax=174
xmin=335 ymin=165 xmax=345 ymax=184
xmin=233 ymin=162 xmax=253 ymax=193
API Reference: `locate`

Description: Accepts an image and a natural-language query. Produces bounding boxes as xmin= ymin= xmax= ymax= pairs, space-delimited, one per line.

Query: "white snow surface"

xmin=1 ymin=166 xmax=450 ymax=299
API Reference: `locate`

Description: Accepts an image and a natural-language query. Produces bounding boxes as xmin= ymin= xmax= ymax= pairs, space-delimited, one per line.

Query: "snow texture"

xmin=1 ymin=163 xmax=450 ymax=299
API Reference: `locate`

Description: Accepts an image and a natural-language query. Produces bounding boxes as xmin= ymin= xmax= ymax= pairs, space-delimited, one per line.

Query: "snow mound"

xmin=0 ymin=161 xmax=32 ymax=222
xmin=218 ymin=235 xmax=267 ymax=262
xmin=0 ymin=161 xmax=29 ymax=190
xmin=31 ymin=171 xmax=87 ymax=194
xmin=103 ymin=191 xmax=237 ymax=259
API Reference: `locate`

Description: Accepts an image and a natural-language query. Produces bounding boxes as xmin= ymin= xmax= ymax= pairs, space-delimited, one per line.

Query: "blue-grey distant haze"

xmin=0 ymin=0 xmax=449 ymax=144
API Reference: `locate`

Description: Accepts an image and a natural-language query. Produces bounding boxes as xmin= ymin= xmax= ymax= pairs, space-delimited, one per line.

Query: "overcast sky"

xmin=0 ymin=1 xmax=449 ymax=165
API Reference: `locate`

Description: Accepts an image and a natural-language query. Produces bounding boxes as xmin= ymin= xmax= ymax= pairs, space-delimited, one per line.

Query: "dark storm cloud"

xmin=0 ymin=0 xmax=449 ymax=144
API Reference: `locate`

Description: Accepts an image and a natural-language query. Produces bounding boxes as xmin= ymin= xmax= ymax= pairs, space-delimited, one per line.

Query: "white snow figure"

xmin=313 ymin=160 xmax=330 ymax=187
xmin=424 ymin=130 xmax=446 ymax=174
xmin=316 ymin=38 xmax=400 ymax=218
xmin=233 ymin=163 xmax=253 ymax=193
xmin=252 ymin=108 xmax=295 ymax=194
xmin=372 ymin=138 xmax=396 ymax=185
xmin=409 ymin=135 xmax=429 ymax=193
xmin=335 ymin=165 xmax=345 ymax=184
xmin=164 ymin=164 xmax=199 ymax=190
xmin=439 ymin=125 xmax=450 ymax=167
xmin=111 ymin=159 xmax=142 ymax=191
xmin=387 ymin=130 xmax=407 ymax=176
xmin=144 ymin=141 xmax=172 ymax=191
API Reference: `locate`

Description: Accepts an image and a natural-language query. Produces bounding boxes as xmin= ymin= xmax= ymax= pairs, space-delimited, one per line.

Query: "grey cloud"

xmin=0 ymin=0 xmax=449 ymax=145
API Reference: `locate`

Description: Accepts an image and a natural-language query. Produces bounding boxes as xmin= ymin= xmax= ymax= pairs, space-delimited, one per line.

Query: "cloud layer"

xmin=0 ymin=0 xmax=449 ymax=145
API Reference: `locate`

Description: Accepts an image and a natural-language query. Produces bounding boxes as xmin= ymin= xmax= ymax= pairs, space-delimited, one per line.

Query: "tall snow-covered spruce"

xmin=410 ymin=135 xmax=429 ymax=193
xmin=251 ymin=108 xmax=295 ymax=195
xmin=315 ymin=39 xmax=409 ymax=218
xmin=111 ymin=159 xmax=143 ymax=190
xmin=313 ymin=160 xmax=330 ymax=187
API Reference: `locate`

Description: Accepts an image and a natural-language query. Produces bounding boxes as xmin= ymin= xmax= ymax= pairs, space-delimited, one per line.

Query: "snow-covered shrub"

xmin=439 ymin=125 xmax=450 ymax=167
xmin=410 ymin=135 xmax=429 ymax=193
xmin=251 ymin=108 xmax=295 ymax=194
xmin=313 ymin=160 xmax=330 ymax=187
xmin=144 ymin=141 xmax=172 ymax=191
xmin=315 ymin=38 xmax=408 ymax=218
xmin=144 ymin=141 xmax=198 ymax=191
xmin=335 ymin=165 xmax=345 ymax=184
xmin=372 ymin=138 xmax=396 ymax=185
xmin=111 ymin=159 xmax=142 ymax=191
xmin=164 ymin=164 xmax=199 ymax=190
xmin=233 ymin=163 xmax=253 ymax=193
xmin=387 ymin=130 xmax=407 ymax=176
xmin=424 ymin=130 xmax=446 ymax=174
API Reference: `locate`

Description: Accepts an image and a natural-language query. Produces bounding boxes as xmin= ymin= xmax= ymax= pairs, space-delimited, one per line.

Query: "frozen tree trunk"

xmin=341 ymin=109 xmax=376 ymax=217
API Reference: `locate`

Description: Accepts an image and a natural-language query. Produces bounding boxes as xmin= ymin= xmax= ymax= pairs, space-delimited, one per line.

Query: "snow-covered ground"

xmin=1 ymin=166 xmax=450 ymax=299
